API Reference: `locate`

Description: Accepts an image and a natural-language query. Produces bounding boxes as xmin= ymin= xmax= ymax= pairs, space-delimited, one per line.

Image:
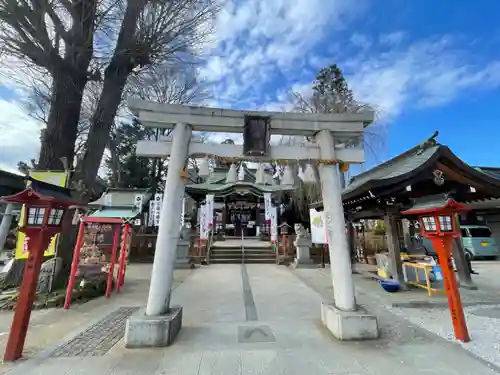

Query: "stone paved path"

xmin=6 ymin=264 xmax=499 ymax=375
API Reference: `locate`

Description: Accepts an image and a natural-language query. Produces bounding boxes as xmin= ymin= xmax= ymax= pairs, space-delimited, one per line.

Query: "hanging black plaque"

xmin=243 ymin=115 xmax=271 ymax=157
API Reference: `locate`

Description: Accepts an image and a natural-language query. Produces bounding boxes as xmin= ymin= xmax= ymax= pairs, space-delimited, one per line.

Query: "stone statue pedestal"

xmin=292 ymin=226 xmax=315 ymax=268
xmin=176 ymin=226 xmax=192 ymax=269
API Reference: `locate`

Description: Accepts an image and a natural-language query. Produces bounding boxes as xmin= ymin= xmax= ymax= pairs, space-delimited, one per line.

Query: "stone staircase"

xmin=209 ymin=241 xmax=276 ymax=264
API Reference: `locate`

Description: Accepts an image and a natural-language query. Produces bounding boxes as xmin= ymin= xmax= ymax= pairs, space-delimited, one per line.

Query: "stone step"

xmin=210 ymin=253 xmax=275 ymax=260
xmin=210 ymin=249 xmax=274 ymax=254
xmin=210 ymin=258 xmax=276 ymax=264
xmin=210 ymin=247 xmax=274 ymax=251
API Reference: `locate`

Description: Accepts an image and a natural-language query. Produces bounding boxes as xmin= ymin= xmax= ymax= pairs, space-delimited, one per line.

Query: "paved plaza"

xmin=3 ymin=264 xmax=499 ymax=375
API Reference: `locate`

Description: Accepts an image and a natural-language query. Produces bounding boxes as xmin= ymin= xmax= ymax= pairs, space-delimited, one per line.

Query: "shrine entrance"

xmin=124 ymin=99 xmax=378 ymax=347
xmin=227 ymin=203 xmax=256 ymax=237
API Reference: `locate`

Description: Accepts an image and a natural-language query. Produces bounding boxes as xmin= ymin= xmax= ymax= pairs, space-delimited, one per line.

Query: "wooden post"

xmin=431 ymin=236 xmax=470 ymax=342
xmin=384 ymin=213 xmax=406 ymax=288
xmin=452 ymin=215 xmax=476 ymax=289
xmin=346 ymin=220 xmax=356 ymax=264
xmin=106 ymin=225 xmax=120 ymax=297
xmin=64 ymin=220 xmax=86 ymax=309
xmin=116 ymin=223 xmax=130 ymax=293
xmin=4 ymin=233 xmax=52 ymax=361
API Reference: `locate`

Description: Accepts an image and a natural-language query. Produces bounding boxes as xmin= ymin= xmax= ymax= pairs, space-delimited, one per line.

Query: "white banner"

xmin=309 ymin=208 xmax=327 ymax=244
xmin=148 ymin=200 xmax=155 ymax=227
xmin=263 ymin=193 xmax=272 ymax=221
xmin=154 ymin=193 xmax=163 ymax=227
xmin=180 ymin=197 xmax=186 ymax=229
xmin=199 ymin=204 xmax=209 ymax=240
xmin=270 ymin=206 xmax=278 ymax=242
xmin=206 ymin=194 xmax=214 ymax=231
xmin=133 ymin=194 xmax=143 ymax=212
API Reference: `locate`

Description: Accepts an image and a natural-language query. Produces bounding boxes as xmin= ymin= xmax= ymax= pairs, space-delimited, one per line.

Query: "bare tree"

xmin=276 ymin=64 xmax=386 ymax=227
xmin=74 ymin=0 xmax=218 ymax=200
xmin=22 ymin=76 xmax=103 ymax=161
xmin=0 ymin=0 xmax=100 ymax=169
xmin=0 ymin=0 xmax=218 ymax=285
xmin=0 ymin=0 xmax=217 ymax=186
xmin=105 ymin=62 xmax=210 ymax=190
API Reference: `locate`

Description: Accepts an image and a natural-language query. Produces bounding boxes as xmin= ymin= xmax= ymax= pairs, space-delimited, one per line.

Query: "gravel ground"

xmin=291 ymin=267 xmax=500 ymax=374
xmin=390 ymin=303 xmax=500 ymax=368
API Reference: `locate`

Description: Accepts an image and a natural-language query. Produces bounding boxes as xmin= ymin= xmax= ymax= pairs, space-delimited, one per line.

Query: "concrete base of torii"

xmin=320 ymin=302 xmax=379 ymax=340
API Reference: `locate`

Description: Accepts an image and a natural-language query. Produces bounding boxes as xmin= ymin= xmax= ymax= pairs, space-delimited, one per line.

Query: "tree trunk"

xmin=75 ymin=0 xmax=147 ymax=197
xmin=38 ymin=73 xmax=88 ymax=169
xmin=77 ymin=70 xmax=131 ymax=196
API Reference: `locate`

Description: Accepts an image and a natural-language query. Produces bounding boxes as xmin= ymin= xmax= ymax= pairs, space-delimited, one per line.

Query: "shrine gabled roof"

xmin=343 ymin=133 xmax=500 ymax=202
xmin=0 ymin=169 xmax=25 ymax=197
xmin=204 ymin=164 xmax=275 ymax=185
xmin=88 ymin=208 xmax=140 ymax=220
xmin=474 ymin=166 xmax=500 ymax=180
xmin=185 ymin=181 xmax=293 ymax=198
xmin=343 ymin=143 xmax=440 ymax=199
xmin=185 ymin=163 xmax=283 ymax=197
xmin=0 ymin=176 xmax=79 ymax=205
xmin=401 ymin=193 xmax=471 ymax=215
xmin=89 ymin=188 xmax=151 ymax=208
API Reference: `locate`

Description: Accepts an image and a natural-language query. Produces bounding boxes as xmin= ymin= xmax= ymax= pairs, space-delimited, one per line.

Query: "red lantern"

xmin=402 ymin=194 xmax=471 ymax=343
xmin=0 ymin=177 xmax=80 ymax=361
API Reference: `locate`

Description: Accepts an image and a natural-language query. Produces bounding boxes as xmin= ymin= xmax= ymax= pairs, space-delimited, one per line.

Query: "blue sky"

xmin=0 ymin=0 xmax=499 ymax=173
xmin=199 ymin=0 xmax=500 ymax=169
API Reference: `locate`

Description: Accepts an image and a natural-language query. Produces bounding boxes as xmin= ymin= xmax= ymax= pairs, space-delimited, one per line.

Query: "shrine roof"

xmin=0 ymin=176 xmax=79 ymax=205
xmin=474 ymin=166 xmax=500 ymax=180
xmin=401 ymin=193 xmax=470 ymax=215
xmin=0 ymin=169 xmax=25 ymax=197
xmin=185 ymin=163 xmax=290 ymax=197
xmin=343 ymin=132 xmax=500 ymax=202
xmin=343 ymin=136 xmax=440 ymax=200
xmin=88 ymin=208 xmax=140 ymax=220
xmin=89 ymin=188 xmax=152 ymax=208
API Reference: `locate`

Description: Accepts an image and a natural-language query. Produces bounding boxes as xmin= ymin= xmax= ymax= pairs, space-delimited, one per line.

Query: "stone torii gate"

xmin=124 ymin=100 xmax=379 ymax=346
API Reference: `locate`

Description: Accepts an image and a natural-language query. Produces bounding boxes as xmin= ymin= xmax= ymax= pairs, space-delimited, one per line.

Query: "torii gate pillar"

xmin=316 ymin=130 xmax=355 ymax=311
xmin=125 ymin=123 xmax=191 ymax=348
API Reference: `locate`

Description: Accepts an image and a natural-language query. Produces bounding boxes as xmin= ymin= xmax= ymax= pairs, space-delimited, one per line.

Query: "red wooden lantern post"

xmin=0 ymin=177 xmax=80 ymax=361
xmin=402 ymin=194 xmax=471 ymax=342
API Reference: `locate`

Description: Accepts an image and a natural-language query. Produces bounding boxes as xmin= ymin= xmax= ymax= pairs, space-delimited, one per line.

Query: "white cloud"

xmin=0 ymin=99 xmax=42 ymax=171
xmin=345 ymin=36 xmax=500 ymax=119
xmin=201 ymin=0 xmax=364 ymax=107
xmin=350 ymin=33 xmax=372 ymax=50
xmin=379 ymin=31 xmax=406 ymax=46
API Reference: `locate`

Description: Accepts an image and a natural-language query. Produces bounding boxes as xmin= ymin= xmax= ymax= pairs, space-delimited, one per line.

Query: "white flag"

xmin=264 ymin=193 xmax=272 ymax=221
xmin=154 ymin=193 xmax=163 ymax=227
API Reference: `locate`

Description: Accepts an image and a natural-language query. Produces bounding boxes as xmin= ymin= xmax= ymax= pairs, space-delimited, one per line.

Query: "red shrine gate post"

xmin=0 ymin=177 xmax=80 ymax=361
xmin=402 ymin=194 xmax=471 ymax=342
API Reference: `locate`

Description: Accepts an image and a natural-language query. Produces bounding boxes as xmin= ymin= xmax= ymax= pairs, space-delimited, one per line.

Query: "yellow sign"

xmin=15 ymin=171 xmax=69 ymax=259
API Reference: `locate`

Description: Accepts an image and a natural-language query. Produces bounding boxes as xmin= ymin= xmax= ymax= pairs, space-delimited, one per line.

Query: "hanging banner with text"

xmin=205 ymin=194 xmax=214 ymax=231
xmin=263 ymin=193 xmax=272 ymax=221
xmin=15 ymin=171 xmax=68 ymax=259
xmin=153 ymin=193 xmax=163 ymax=227
xmin=199 ymin=204 xmax=209 ymax=240
xmin=270 ymin=206 xmax=278 ymax=243
xmin=180 ymin=197 xmax=186 ymax=229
